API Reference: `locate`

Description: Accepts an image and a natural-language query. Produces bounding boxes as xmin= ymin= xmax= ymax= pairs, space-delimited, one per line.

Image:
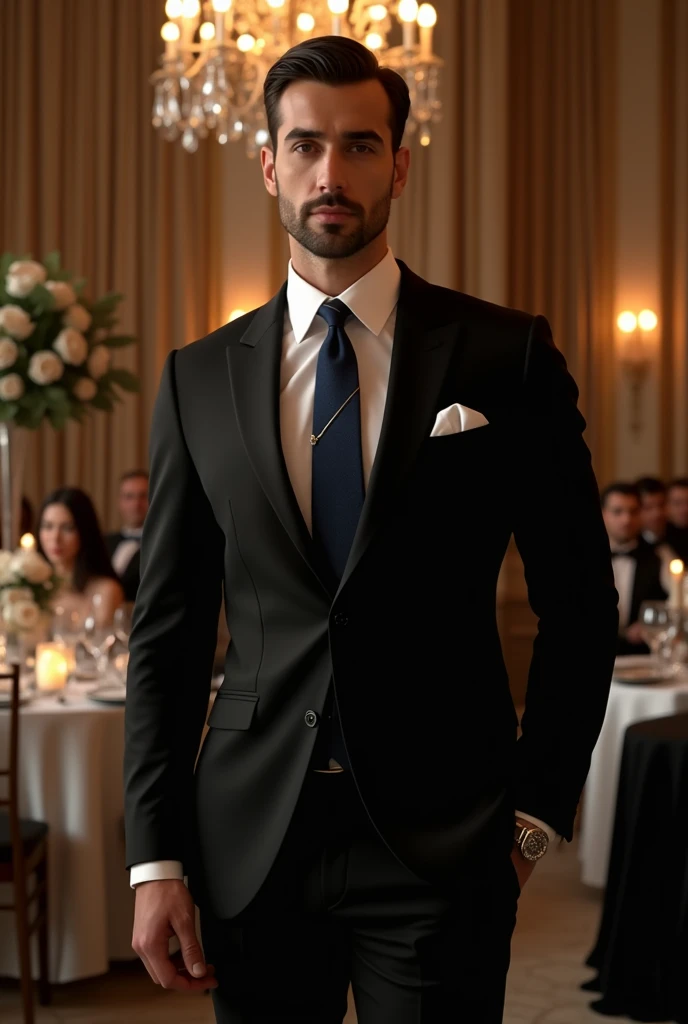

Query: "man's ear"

xmin=261 ymin=145 xmax=278 ymax=197
xmin=392 ymin=146 xmax=411 ymax=200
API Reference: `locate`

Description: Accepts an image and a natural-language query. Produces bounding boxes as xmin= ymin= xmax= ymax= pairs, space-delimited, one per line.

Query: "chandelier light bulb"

xmin=165 ymin=0 xmax=184 ymax=18
xmin=328 ymin=0 xmax=349 ymax=13
xmin=266 ymin=0 xmax=286 ymax=7
xmin=199 ymin=21 xmax=216 ymax=40
xmin=255 ymin=128 xmax=270 ymax=145
xmin=180 ymin=0 xmax=201 ymax=17
xmin=417 ymin=3 xmax=437 ymax=27
xmin=638 ymin=309 xmax=658 ymax=331
xmin=237 ymin=32 xmax=255 ymax=51
xmin=366 ymin=32 xmax=383 ymax=49
xmin=617 ymin=311 xmax=638 ymax=333
xmin=398 ymin=0 xmax=419 ymax=23
xmin=296 ymin=12 xmax=316 ymax=31
xmin=161 ymin=21 xmax=181 ymax=41
xmin=211 ymin=0 xmax=233 ymax=10
xmin=368 ymin=4 xmax=387 ymax=20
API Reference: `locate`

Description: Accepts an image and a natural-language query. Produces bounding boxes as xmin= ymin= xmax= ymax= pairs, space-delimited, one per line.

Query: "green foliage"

xmin=0 ymin=252 xmax=140 ymax=430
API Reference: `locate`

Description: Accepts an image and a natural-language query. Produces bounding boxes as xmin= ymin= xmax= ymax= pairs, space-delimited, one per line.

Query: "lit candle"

xmin=19 ymin=533 xmax=35 ymax=550
xmin=417 ymin=3 xmax=437 ymax=60
xmin=35 ymin=642 xmax=69 ymax=692
xmin=212 ymin=0 xmax=232 ymax=44
xmin=669 ymin=559 xmax=684 ymax=611
xmin=160 ymin=20 xmax=181 ymax=60
xmin=398 ymin=0 xmax=419 ymax=50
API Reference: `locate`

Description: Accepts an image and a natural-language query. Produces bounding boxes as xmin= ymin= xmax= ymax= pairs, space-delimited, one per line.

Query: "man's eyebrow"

xmin=282 ymin=128 xmax=385 ymax=144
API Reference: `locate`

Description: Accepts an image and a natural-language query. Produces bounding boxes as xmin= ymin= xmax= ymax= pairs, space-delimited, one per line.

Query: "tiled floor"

xmin=0 ymin=838 xmax=644 ymax=1023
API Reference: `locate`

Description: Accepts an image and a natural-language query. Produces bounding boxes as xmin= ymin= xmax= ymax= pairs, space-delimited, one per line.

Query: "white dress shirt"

xmin=130 ymin=250 xmax=554 ymax=888
xmin=111 ymin=530 xmax=142 ymax=577
xmin=611 ymin=545 xmax=638 ymax=633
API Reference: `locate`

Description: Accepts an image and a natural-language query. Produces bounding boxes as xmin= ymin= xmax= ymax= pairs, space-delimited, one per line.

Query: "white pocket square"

xmin=430 ymin=403 xmax=489 ymax=437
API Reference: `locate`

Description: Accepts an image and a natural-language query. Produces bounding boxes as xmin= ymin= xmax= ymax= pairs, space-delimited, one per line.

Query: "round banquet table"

xmin=579 ymin=657 xmax=688 ymax=889
xmin=0 ymin=685 xmax=134 ymax=984
xmin=582 ymin=712 xmax=688 ymax=1021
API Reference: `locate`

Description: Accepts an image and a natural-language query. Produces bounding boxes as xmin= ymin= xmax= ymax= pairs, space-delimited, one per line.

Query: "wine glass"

xmin=113 ymin=604 xmax=133 ymax=646
xmin=638 ymin=601 xmax=672 ymax=660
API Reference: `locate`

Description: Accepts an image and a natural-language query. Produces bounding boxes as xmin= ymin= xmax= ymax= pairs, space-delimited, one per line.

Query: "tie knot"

xmin=318 ymin=299 xmax=351 ymax=330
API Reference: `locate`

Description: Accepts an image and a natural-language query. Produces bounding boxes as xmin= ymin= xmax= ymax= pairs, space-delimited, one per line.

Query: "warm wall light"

xmin=228 ymin=309 xmax=247 ymax=322
xmin=19 ymin=533 xmax=35 ymax=550
xmin=616 ymin=308 xmax=659 ymax=437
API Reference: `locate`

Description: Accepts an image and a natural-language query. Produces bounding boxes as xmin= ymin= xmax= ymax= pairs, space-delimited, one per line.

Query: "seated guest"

xmin=37 ymin=487 xmax=124 ymax=627
xmin=105 ymin=470 xmax=149 ymax=602
xmin=636 ymin=476 xmax=669 ymax=546
xmin=665 ymin=478 xmax=688 ymax=563
xmin=601 ymin=482 xmax=667 ymax=655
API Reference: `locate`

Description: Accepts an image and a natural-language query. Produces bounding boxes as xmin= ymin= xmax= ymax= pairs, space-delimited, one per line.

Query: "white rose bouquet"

xmin=0 ymin=251 xmax=139 ymax=429
xmin=0 ymin=546 xmax=60 ymax=634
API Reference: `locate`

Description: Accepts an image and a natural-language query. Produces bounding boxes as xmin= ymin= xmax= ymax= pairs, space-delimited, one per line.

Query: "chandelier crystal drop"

xmin=151 ymin=0 xmax=443 ymax=155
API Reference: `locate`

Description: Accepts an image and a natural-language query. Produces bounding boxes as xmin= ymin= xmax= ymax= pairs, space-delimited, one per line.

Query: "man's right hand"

xmin=132 ymin=880 xmax=219 ymax=993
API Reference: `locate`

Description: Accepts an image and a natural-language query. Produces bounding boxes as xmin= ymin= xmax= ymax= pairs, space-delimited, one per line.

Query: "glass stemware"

xmin=638 ymin=601 xmax=672 ymax=661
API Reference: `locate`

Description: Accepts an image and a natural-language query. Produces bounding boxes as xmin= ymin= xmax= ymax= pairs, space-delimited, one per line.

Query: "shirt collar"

xmin=286 ymin=247 xmax=401 ymax=344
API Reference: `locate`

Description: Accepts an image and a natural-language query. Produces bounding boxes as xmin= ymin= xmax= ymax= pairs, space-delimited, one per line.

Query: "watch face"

xmin=522 ymin=829 xmax=548 ymax=861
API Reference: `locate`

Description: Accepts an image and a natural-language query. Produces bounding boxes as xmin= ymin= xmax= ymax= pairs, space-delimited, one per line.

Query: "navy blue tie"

xmin=311 ymin=299 xmax=365 ymax=580
xmin=311 ymin=299 xmax=364 ymax=771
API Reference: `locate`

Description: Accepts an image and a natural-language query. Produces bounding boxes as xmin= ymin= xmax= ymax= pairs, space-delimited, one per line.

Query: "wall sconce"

xmin=616 ymin=308 xmax=658 ymax=436
xmin=227 ymin=308 xmax=247 ymax=323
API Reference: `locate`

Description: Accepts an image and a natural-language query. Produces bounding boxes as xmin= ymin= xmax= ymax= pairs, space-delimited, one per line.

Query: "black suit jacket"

xmin=105 ymin=531 xmax=141 ymax=603
xmin=124 ymin=262 xmax=619 ymax=919
xmin=616 ymin=539 xmax=668 ymax=656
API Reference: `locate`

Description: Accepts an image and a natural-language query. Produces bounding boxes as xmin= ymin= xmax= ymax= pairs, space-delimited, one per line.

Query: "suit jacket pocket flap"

xmin=207 ymin=690 xmax=259 ymax=730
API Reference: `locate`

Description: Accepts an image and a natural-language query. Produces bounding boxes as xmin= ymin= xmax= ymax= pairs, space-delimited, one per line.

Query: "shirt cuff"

xmin=129 ymin=860 xmax=185 ymax=888
xmin=515 ymin=811 xmax=558 ymax=846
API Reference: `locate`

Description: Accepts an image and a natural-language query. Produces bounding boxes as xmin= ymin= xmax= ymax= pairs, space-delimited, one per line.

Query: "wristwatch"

xmin=514 ymin=819 xmax=549 ymax=862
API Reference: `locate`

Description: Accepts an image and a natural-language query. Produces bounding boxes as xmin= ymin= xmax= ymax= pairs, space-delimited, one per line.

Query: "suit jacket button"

xmin=333 ymin=612 xmax=349 ymax=626
xmin=304 ymin=710 xmax=319 ymax=728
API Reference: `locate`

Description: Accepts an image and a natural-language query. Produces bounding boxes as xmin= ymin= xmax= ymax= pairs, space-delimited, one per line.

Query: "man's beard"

xmin=276 ymin=182 xmax=393 ymax=260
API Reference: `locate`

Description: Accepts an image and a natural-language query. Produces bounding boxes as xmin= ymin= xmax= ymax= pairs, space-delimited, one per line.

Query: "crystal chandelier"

xmin=151 ymin=0 xmax=442 ymax=155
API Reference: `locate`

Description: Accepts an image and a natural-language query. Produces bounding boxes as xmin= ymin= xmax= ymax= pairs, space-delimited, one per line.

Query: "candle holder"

xmin=34 ymin=641 xmax=70 ymax=695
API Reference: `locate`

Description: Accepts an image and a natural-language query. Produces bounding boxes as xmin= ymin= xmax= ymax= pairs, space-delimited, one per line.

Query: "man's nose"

xmin=316 ymin=151 xmax=348 ymax=194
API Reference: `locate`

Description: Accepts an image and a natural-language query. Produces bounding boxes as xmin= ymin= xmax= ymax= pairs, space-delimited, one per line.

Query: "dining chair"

xmin=0 ymin=664 xmax=51 ymax=1023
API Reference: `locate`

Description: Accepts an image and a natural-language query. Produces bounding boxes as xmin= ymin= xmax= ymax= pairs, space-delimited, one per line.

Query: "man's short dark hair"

xmin=636 ymin=476 xmax=666 ymax=497
xmin=263 ymin=35 xmax=411 ymax=153
xmin=120 ymin=469 xmax=149 ymax=486
xmin=601 ymin=482 xmax=641 ymax=508
xmin=668 ymin=477 xmax=688 ymax=493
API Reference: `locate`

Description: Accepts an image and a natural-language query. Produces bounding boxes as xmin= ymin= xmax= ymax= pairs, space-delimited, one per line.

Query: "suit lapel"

xmin=226 ymin=287 xmax=334 ymax=597
xmin=337 ymin=262 xmax=462 ymax=594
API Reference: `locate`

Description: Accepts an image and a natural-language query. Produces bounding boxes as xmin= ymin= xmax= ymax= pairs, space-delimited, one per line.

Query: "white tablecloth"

xmin=0 ymin=686 xmax=134 ymax=983
xmin=579 ymin=659 xmax=688 ymax=888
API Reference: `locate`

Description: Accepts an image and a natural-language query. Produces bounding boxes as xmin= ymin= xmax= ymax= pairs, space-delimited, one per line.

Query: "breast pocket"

xmin=207 ymin=689 xmax=259 ymax=730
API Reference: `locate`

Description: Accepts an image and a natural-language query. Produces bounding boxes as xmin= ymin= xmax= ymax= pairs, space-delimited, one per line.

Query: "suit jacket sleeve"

xmin=511 ymin=315 xmax=619 ymax=841
xmin=124 ymin=350 xmax=224 ymax=870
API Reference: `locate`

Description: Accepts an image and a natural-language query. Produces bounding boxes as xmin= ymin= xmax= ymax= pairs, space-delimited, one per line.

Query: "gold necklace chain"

xmin=310 ymin=386 xmax=360 ymax=446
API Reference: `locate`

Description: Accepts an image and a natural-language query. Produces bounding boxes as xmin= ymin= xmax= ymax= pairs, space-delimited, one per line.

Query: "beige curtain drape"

xmin=506 ymin=0 xmax=618 ymax=485
xmin=660 ymin=0 xmax=688 ymax=477
xmin=0 ymin=0 xmax=225 ymax=530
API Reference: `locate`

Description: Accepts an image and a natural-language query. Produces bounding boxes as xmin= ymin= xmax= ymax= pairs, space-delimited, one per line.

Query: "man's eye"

xmin=294 ymin=143 xmax=314 ymax=153
xmin=351 ymin=145 xmax=373 ymax=153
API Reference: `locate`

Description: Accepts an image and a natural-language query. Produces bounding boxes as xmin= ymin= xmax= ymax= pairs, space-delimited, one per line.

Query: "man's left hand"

xmin=511 ymin=848 xmax=537 ymax=892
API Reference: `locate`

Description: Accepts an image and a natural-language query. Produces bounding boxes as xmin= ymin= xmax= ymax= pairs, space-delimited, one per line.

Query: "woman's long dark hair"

xmin=36 ymin=487 xmax=118 ymax=594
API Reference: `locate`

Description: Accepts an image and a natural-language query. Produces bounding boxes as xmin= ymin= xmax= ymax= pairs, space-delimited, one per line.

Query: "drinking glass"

xmin=113 ymin=604 xmax=133 ymax=646
xmin=638 ymin=601 xmax=672 ymax=659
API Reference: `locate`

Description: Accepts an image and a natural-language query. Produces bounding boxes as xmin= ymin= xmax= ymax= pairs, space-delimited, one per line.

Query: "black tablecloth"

xmin=582 ymin=711 xmax=688 ymax=1022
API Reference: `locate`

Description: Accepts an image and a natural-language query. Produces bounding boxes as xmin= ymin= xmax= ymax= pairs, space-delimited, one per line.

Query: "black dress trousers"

xmin=200 ymin=771 xmax=520 ymax=1024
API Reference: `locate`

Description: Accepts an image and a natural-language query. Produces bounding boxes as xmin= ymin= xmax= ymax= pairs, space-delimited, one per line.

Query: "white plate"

xmin=612 ymin=665 xmax=675 ymax=685
xmin=87 ymin=685 xmax=127 ymax=706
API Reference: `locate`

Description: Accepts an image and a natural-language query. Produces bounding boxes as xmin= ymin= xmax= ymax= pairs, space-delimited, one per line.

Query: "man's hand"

xmin=511 ymin=848 xmax=537 ymax=893
xmin=625 ymin=621 xmax=646 ymax=645
xmin=132 ymin=880 xmax=219 ymax=993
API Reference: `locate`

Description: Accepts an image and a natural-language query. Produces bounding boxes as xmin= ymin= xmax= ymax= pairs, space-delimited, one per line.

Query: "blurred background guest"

xmin=37 ymin=486 xmax=124 ymax=627
xmin=105 ymin=470 xmax=148 ymax=602
xmin=636 ymin=476 xmax=669 ymax=547
xmin=601 ymin=482 xmax=667 ymax=655
xmin=665 ymin=478 xmax=688 ymax=563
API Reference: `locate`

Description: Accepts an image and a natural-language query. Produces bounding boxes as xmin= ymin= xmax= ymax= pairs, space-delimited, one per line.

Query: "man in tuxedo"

xmin=602 ymin=483 xmax=667 ymax=655
xmin=105 ymin=470 xmax=148 ymax=602
xmin=665 ymin=478 xmax=688 ymax=563
xmin=124 ymin=36 xmax=618 ymax=1023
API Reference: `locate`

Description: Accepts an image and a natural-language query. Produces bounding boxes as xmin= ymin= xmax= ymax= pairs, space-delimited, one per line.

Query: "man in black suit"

xmin=124 ymin=37 xmax=618 ymax=1023
xmin=105 ymin=470 xmax=148 ymax=602
xmin=602 ymin=483 xmax=667 ymax=655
